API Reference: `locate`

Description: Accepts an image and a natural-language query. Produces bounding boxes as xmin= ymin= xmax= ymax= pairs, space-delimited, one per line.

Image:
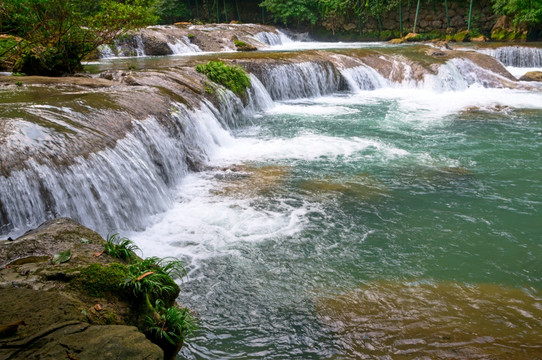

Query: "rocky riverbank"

xmin=0 ymin=218 xmax=188 ymax=359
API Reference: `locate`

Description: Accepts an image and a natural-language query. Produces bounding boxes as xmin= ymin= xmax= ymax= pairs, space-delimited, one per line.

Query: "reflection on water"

xmin=317 ymin=280 xmax=542 ymax=359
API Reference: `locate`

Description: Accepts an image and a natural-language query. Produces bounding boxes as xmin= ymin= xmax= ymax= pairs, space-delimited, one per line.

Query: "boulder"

xmin=405 ymin=33 xmax=421 ymax=42
xmin=0 ymin=218 xmax=185 ymax=359
xmin=519 ymin=71 xmax=542 ymax=82
xmin=470 ymin=35 xmax=488 ymax=42
xmin=141 ymin=33 xmax=173 ymax=56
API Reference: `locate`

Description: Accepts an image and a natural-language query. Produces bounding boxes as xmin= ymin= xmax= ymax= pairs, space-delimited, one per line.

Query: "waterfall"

xmin=253 ymin=30 xmax=293 ymax=46
xmin=1 ymin=50 xmax=530 ymax=237
xmin=100 ymin=34 xmax=146 ymax=58
xmin=340 ymin=64 xmax=388 ymax=92
xmin=477 ymin=47 xmax=542 ymax=67
xmin=0 ymin=102 xmax=233 ymax=238
xmin=250 ymin=62 xmax=343 ymax=100
xmin=167 ymin=36 xmax=201 ymax=55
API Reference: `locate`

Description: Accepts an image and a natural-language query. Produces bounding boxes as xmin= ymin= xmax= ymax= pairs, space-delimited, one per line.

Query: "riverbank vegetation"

xmin=1 ymin=0 xmax=541 ymax=76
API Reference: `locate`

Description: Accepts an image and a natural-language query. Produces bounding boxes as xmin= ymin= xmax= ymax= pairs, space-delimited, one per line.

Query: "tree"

xmin=259 ymin=0 xmax=319 ymax=25
xmin=492 ymin=0 xmax=542 ymax=26
xmin=1 ymin=0 xmax=157 ymax=76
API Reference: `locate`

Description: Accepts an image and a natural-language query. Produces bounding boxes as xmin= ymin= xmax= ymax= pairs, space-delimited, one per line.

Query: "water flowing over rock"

xmin=0 ymin=44 xmax=535 ymax=238
xmin=477 ymin=46 xmax=542 ymax=67
xmin=98 ymin=24 xmax=285 ymax=58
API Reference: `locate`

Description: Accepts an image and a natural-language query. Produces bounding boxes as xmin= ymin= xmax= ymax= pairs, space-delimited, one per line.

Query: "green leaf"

xmin=52 ymin=250 xmax=72 ymax=264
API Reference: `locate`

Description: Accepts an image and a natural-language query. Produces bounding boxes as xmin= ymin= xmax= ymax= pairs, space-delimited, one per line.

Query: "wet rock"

xmin=519 ymin=71 xmax=542 ymax=82
xmin=141 ymin=32 xmax=173 ymax=56
xmin=0 ymin=218 xmax=176 ymax=359
xmin=426 ymin=48 xmax=446 ymax=57
xmin=2 ymin=323 xmax=162 ymax=360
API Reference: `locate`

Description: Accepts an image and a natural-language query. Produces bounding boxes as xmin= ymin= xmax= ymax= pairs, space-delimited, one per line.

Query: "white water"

xmin=254 ymin=30 xmax=293 ymax=46
xmin=252 ymin=62 xmax=341 ymax=100
xmin=3 ymin=54 xmax=542 ymax=239
xmin=124 ymin=56 xmax=542 ymax=274
xmin=1 ymin=102 xmax=234 ymax=237
xmin=167 ymin=36 xmax=201 ymax=54
xmin=477 ymin=46 xmax=542 ymax=67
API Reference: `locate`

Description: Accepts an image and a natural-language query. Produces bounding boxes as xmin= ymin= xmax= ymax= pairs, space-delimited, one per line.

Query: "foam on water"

xmin=128 ymin=172 xmax=310 ymax=269
xmin=214 ymin=133 xmax=409 ymax=164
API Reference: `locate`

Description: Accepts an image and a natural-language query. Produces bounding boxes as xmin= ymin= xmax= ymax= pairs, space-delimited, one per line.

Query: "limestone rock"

xmin=141 ymin=33 xmax=173 ymax=56
xmin=405 ymin=33 xmax=420 ymax=42
xmin=470 ymin=35 xmax=488 ymax=42
xmin=519 ymin=71 xmax=542 ymax=82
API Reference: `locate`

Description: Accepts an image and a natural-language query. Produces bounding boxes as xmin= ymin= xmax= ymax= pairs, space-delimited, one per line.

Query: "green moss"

xmin=234 ymin=39 xmax=248 ymax=47
xmin=195 ymin=60 xmax=251 ymax=96
xmin=72 ymin=263 xmax=129 ymax=298
xmin=453 ymin=30 xmax=470 ymax=42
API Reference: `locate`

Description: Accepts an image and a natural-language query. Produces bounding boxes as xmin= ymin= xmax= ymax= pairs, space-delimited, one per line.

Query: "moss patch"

xmin=195 ymin=60 xmax=251 ymax=96
xmin=72 ymin=263 xmax=128 ymax=298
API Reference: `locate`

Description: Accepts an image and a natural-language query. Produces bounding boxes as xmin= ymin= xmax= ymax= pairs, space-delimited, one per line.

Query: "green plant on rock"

xmin=146 ymin=299 xmax=197 ymax=345
xmin=122 ymin=257 xmax=184 ymax=299
xmin=104 ymin=233 xmax=140 ymax=261
xmin=195 ymin=60 xmax=251 ymax=96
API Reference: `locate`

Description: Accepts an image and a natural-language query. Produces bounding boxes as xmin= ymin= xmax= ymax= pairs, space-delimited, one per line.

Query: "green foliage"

xmin=73 ymin=263 xmax=129 ymax=297
xmin=260 ymin=0 xmax=319 ymax=25
xmin=195 ymin=61 xmax=251 ymax=96
xmin=104 ymin=233 xmax=140 ymax=261
xmin=1 ymin=0 xmax=157 ymax=75
xmin=146 ymin=299 xmax=197 ymax=345
xmin=15 ymin=81 xmax=23 ymax=87
xmin=492 ymin=0 xmax=542 ymax=26
xmin=122 ymin=257 xmax=183 ymax=299
xmin=234 ymin=39 xmax=248 ymax=47
xmin=154 ymin=0 xmax=192 ymax=24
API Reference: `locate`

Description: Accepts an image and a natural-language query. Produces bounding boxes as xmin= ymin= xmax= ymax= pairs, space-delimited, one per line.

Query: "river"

xmin=2 ymin=31 xmax=542 ymax=358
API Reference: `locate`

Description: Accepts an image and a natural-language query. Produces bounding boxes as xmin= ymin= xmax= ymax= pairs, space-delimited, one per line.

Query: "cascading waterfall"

xmin=477 ymin=46 xmax=542 ymax=67
xmin=340 ymin=64 xmax=389 ymax=91
xmin=99 ymin=34 xmax=146 ymax=58
xmin=1 ymin=51 xmax=533 ymax=237
xmin=167 ymin=36 xmax=202 ymax=54
xmin=253 ymin=30 xmax=292 ymax=45
xmin=250 ymin=62 xmax=344 ymax=100
xmin=0 ymin=101 xmax=236 ymax=237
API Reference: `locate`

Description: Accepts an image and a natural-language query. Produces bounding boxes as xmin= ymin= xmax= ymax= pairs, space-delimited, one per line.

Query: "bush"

xmin=146 ymin=299 xmax=197 ymax=345
xmin=195 ymin=60 xmax=251 ymax=96
xmin=104 ymin=233 xmax=141 ymax=261
xmin=122 ymin=257 xmax=183 ymax=301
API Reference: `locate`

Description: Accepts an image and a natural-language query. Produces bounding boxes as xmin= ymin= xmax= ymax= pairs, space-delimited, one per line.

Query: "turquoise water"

xmin=132 ymin=85 xmax=542 ymax=358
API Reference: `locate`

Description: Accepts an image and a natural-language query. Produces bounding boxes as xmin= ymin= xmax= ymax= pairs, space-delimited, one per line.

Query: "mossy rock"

xmin=71 ymin=263 xmax=129 ymax=298
xmin=491 ymin=28 xmax=527 ymax=42
xmin=452 ymin=30 xmax=471 ymax=42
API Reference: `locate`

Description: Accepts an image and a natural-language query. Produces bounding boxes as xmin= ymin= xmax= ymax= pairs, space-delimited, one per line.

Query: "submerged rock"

xmin=520 ymin=71 xmax=542 ymax=82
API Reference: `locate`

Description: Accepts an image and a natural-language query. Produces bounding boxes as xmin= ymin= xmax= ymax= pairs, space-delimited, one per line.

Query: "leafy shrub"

xmin=122 ymin=257 xmax=184 ymax=299
xmin=146 ymin=299 xmax=197 ymax=345
xmin=104 ymin=233 xmax=140 ymax=261
xmin=195 ymin=60 xmax=251 ymax=96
